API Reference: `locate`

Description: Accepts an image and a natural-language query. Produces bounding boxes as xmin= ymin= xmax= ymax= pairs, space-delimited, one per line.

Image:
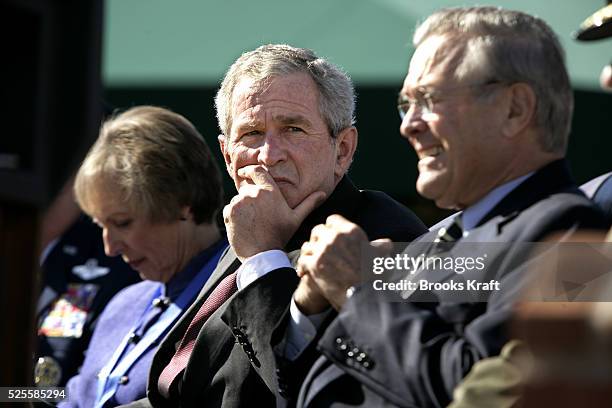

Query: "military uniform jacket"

xmin=123 ymin=176 xmax=427 ymax=408
xmin=60 ymin=281 xmax=160 ymax=407
xmin=296 ymin=160 xmax=606 ymax=408
xmin=36 ymin=216 xmax=140 ymax=386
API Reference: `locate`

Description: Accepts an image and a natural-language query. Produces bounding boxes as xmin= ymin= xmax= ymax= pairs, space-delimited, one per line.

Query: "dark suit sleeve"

xmin=315 ymin=287 xmax=515 ymax=408
xmin=221 ymin=267 xmax=300 ymax=396
xmin=271 ymin=309 xmax=338 ymax=406
xmin=314 ymin=202 xmax=606 ymax=408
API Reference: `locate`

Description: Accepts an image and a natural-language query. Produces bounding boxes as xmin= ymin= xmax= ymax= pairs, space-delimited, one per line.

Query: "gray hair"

xmin=74 ymin=106 xmax=223 ymax=224
xmin=414 ymin=6 xmax=573 ymax=154
xmin=215 ymin=44 xmax=356 ymax=138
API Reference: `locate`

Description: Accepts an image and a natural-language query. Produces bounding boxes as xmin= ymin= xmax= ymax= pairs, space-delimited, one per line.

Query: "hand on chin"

xmin=224 ymin=165 xmax=325 ymax=261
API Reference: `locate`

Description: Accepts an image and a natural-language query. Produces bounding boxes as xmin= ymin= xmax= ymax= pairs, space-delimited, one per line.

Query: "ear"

xmin=217 ymin=134 xmax=233 ymax=175
xmin=501 ymin=83 xmax=537 ymax=139
xmin=333 ymin=126 xmax=358 ymax=179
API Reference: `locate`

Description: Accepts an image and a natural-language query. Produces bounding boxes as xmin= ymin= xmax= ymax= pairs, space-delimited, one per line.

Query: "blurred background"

xmin=0 ymin=0 xmax=610 ymax=390
xmin=103 ymin=0 xmax=612 ymax=225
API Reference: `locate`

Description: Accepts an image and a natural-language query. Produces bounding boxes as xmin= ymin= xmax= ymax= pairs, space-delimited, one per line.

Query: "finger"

xmin=296 ymin=255 xmax=311 ymax=277
xmin=236 ymin=183 xmax=261 ymax=198
xmin=298 ymin=251 xmax=321 ymax=278
xmin=325 ymin=214 xmax=349 ymax=226
xmin=292 ymin=191 xmax=327 ymax=223
xmin=371 ymin=238 xmax=393 ymax=255
xmin=296 ymin=263 xmax=307 ymax=278
xmin=222 ymin=204 xmax=231 ymax=224
xmin=300 ymin=273 xmax=322 ymax=291
xmin=309 ymin=224 xmax=328 ymax=243
xmin=237 ymin=165 xmax=277 ymax=188
xmin=325 ymin=214 xmax=357 ymax=233
xmin=300 ymin=241 xmax=315 ymax=256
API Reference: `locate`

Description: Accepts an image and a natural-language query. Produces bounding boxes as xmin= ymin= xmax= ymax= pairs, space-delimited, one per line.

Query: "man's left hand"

xmin=297 ymin=215 xmax=392 ymax=310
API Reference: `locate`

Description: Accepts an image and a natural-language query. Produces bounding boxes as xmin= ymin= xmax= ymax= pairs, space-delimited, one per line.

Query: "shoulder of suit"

xmin=103 ymin=281 xmax=160 ymax=313
xmin=357 ymin=189 xmax=427 ymax=240
xmin=358 ymin=190 xmax=414 ymax=217
xmin=509 ymin=191 xmax=606 ymax=234
xmin=533 ymin=191 xmax=600 ymax=212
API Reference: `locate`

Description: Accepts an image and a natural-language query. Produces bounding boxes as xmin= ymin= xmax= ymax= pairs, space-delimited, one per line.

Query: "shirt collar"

xmin=163 ymin=237 xmax=228 ymax=299
xmin=462 ymin=173 xmax=533 ymax=232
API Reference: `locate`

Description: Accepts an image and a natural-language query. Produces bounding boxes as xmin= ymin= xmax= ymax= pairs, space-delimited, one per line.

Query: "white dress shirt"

xmin=236 ymin=250 xmax=331 ymax=360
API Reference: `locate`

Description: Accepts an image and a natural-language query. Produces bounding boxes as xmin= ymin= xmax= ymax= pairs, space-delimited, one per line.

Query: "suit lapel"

xmin=198 ymin=245 xmax=240 ymax=299
xmin=403 ymin=163 xmax=572 ymax=298
xmin=477 ymin=159 xmax=577 ymax=228
xmin=299 ymin=356 xmax=345 ymax=408
xmin=172 ymin=246 xmax=239 ymax=336
xmin=417 ymin=211 xmax=525 ymax=289
xmin=146 ymin=246 xmax=239 ymax=402
xmin=152 ymin=247 xmax=239 ymax=364
xmin=418 ymin=160 xmax=577 ymax=287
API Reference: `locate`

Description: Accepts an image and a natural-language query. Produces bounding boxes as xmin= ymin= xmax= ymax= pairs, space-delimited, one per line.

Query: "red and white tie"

xmin=157 ymin=271 xmax=238 ymax=398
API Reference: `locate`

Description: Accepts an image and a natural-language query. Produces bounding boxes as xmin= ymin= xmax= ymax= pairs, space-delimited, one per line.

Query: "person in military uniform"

xmin=58 ymin=105 xmax=227 ymax=407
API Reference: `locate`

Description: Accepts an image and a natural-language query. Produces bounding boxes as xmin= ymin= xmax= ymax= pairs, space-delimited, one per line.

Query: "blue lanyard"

xmin=94 ymin=246 xmax=225 ymax=408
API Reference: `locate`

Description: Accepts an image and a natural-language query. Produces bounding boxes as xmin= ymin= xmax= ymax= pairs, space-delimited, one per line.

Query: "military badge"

xmin=38 ymin=283 xmax=99 ymax=338
xmin=34 ymin=356 xmax=62 ymax=386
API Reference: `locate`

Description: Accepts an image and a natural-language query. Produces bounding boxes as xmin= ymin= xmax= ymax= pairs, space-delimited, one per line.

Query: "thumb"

xmin=371 ymin=238 xmax=393 ymax=255
xmin=292 ymin=191 xmax=327 ymax=223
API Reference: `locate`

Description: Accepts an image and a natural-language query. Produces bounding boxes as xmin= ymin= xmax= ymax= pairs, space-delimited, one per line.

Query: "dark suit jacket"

xmin=580 ymin=171 xmax=612 ymax=226
xmin=297 ymin=160 xmax=606 ymax=408
xmin=123 ymin=176 xmax=427 ymax=407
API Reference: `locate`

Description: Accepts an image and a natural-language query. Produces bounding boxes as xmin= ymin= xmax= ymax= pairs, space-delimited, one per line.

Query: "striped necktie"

xmin=434 ymin=216 xmax=464 ymax=243
xmin=157 ymin=271 xmax=237 ymax=398
xmin=430 ymin=216 xmax=464 ymax=255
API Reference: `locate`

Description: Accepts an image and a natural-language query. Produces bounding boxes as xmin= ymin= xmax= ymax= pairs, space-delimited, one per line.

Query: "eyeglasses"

xmin=397 ymin=81 xmax=503 ymax=120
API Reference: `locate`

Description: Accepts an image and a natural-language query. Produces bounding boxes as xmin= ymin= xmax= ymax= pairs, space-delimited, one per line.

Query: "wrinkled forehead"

xmin=404 ymin=35 xmax=467 ymax=90
xmin=231 ymin=76 xmax=259 ymax=113
xmin=230 ymin=73 xmax=319 ymax=115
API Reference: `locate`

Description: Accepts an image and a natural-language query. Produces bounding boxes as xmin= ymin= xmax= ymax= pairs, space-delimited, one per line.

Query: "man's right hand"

xmin=223 ymin=165 xmax=325 ymax=261
xmin=293 ymin=274 xmax=330 ymax=315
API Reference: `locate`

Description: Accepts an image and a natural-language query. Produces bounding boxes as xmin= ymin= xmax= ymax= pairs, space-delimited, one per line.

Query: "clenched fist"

xmin=296 ymin=214 xmax=392 ymax=311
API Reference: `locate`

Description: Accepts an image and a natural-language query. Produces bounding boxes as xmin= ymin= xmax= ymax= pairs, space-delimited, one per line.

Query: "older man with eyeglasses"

xmin=286 ymin=6 xmax=608 ymax=408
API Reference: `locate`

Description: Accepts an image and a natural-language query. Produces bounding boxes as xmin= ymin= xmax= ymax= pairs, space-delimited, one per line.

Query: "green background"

xmin=103 ymin=0 xmax=612 ymax=224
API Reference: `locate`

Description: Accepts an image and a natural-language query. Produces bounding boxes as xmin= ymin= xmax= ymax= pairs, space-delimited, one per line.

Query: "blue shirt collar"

xmin=162 ymin=237 xmax=228 ymax=299
xmin=462 ymin=172 xmax=533 ymax=231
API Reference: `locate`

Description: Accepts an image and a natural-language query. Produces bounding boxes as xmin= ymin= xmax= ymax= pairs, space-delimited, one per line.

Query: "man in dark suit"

xmin=291 ymin=7 xmax=606 ymax=408
xmin=443 ymin=5 xmax=612 ymax=407
xmin=121 ymin=44 xmax=427 ymax=407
